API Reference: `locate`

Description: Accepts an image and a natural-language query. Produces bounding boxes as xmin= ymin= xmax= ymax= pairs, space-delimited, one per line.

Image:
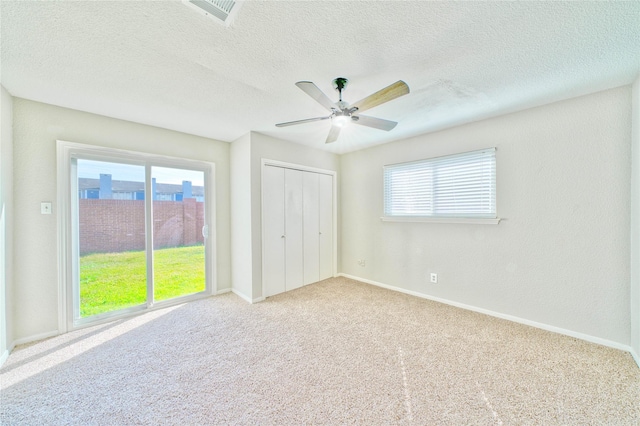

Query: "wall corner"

xmin=0 ymin=85 xmax=14 ymax=364
xmin=230 ymin=133 xmax=254 ymax=301
xmin=630 ymin=75 xmax=640 ymax=361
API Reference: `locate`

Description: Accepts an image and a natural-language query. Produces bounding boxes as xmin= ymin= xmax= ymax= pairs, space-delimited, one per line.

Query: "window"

xmin=383 ymin=148 xmax=496 ymax=221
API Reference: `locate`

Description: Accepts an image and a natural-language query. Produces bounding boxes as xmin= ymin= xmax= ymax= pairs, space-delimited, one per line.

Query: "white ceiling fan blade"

xmin=325 ymin=125 xmax=341 ymax=144
xmin=353 ymin=115 xmax=398 ymax=131
xmin=350 ymin=80 xmax=409 ymax=113
xmin=295 ymin=81 xmax=337 ymax=111
xmin=276 ymin=115 xmax=331 ymax=127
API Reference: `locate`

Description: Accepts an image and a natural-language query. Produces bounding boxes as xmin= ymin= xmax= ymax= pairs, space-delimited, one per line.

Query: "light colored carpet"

xmin=1 ymin=277 xmax=639 ymax=425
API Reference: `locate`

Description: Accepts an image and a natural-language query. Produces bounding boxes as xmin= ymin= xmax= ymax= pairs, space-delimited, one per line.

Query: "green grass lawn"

xmin=80 ymin=245 xmax=205 ymax=317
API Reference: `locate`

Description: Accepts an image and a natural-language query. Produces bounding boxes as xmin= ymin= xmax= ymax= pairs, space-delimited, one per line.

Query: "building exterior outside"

xmin=78 ymin=174 xmax=204 ymax=202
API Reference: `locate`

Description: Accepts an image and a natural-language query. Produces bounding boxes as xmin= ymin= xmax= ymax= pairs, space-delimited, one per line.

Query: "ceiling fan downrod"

xmin=332 ymin=77 xmax=348 ymax=102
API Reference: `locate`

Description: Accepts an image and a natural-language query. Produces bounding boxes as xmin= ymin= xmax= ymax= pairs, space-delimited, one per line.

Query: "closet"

xmin=262 ymin=164 xmax=334 ymax=297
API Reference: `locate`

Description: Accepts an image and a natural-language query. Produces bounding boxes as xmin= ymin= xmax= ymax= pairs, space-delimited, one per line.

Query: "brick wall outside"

xmin=79 ymin=199 xmax=205 ymax=255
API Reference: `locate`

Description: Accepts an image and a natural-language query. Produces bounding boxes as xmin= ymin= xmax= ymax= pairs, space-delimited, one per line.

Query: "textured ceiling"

xmin=1 ymin=1 xmax=639 ymax=154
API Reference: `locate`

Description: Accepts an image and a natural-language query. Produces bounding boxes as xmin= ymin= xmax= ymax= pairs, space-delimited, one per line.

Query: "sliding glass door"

xmin=151 ymin=166 xmax=206 ymax=302
xmin=76 ymin=159 xmax=148 ymax=318
xmin=70 ymin=152 xmax=212 ymax=326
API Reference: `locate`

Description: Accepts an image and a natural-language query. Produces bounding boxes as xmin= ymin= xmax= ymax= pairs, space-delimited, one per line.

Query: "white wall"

xmin=341 ymin=86 xmax=632 ymax=346
xmin=230 ymin=133 xmax=253 ymax=301
xmin=12 ymin=98 xmax=231 ymax=342
xmin=0 ymin=86 xmax=14 ymax=363
xmin=8 ymin=86 xmax=636 ymax=359
xmin=631 ymin=75 xmax=640 ymax=364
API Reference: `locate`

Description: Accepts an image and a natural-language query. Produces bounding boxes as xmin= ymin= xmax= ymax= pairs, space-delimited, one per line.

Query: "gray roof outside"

xmin=78 ymin=178 xmax=204 ymax=196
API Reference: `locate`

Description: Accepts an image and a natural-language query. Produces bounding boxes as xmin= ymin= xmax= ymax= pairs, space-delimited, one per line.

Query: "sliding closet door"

xmin=303 ymin=172 xmax=320 ymax=285
xmin=262 ymin=163 xmax=335 ymax=298
xmin=318 ymin=173 xmax=333 ymax=280
xmin=284 ymin=169 xmax=304 ymax=291
xmin=263 ymin=166 xmax=286 ymax=297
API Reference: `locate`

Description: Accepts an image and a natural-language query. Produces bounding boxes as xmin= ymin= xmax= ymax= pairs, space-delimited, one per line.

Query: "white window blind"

xmin=383 ymin=148 xmax=496 ymax=219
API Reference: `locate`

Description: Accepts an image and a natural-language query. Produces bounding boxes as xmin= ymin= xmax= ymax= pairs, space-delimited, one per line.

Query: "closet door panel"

xmin=318 ymin=173 xmax=333 ymax=280
xmin=263 ymin=166 xmax=286 ymax=297
xmin=303 ymin=172 xmax=320 ymax=285
xmin=284 ymin=169 xmax=304 ymax=291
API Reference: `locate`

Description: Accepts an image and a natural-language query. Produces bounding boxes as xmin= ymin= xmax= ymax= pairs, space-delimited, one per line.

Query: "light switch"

xmin=41 ymin=202 xmax=52 ymax=215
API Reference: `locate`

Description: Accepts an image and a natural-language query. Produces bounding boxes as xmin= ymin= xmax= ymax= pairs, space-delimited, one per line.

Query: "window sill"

xmin=380 ymin=216 xmax=501 ymax=225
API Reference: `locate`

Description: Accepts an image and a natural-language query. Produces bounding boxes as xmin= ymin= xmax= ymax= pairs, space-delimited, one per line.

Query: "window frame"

xmin=57 ymin=140 xmax=217 ymax=332
xmin=382 ymin=148 xmax=499 ymax=225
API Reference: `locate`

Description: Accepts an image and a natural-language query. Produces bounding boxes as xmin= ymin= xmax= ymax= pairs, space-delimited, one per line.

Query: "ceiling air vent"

xmin=183 ymin=0 xmax=243 ymax=26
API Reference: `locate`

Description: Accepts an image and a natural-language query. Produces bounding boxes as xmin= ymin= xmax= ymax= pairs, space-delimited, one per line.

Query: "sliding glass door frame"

xmin=57 ymin=140 xmax=216 ymax=332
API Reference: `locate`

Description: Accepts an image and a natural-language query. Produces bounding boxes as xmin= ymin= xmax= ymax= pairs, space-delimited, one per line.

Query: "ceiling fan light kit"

xmin=276 ymin=77 xmax=410 ymax=144
xmin=332 ymin=112 xmax=351 ymax=128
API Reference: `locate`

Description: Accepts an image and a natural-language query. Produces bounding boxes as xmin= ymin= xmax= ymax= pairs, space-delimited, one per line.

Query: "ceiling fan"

xmin=276 ymin=77 xmax=410 ymax=144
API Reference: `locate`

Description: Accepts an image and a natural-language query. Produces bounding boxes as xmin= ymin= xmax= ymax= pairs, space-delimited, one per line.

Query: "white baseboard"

xmin=216 ymin=288 xmax=232 ymax=295
xmin=339 ymin=273 xmax=634 ymax=356
xmin=12 ymin=330 xmax=60 ymax=347
xmin=231 ymin=289 xmax=265 ymax=304
xmin=0 ymin=329 xmax=60 ymax=366
xmin=0 ymin=348 xmax=9 ymax=367
xmin=631 ymin=348 xmax=640 ymax=369
xmin=231 ymin=288 xmax=250 ymax=303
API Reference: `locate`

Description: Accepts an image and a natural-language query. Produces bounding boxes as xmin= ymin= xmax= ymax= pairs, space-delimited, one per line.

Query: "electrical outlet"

xmin=357 ymin=259 xmax=366 ymax=267
xmin=430 ymin=273 xmax=438 ymax=283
